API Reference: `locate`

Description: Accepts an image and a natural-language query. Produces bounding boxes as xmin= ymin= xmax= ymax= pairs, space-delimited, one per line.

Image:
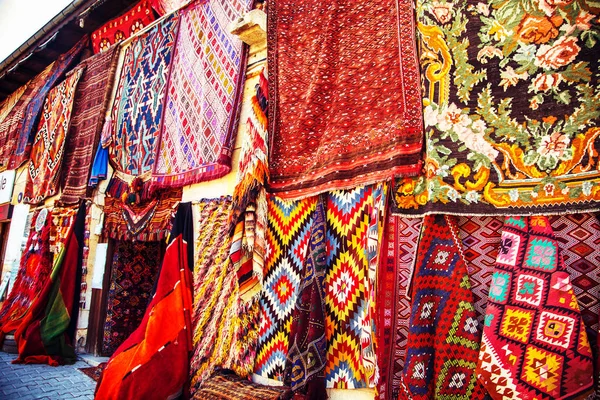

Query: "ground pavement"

xmin=0 ymin=351 xmax=96 ymax=399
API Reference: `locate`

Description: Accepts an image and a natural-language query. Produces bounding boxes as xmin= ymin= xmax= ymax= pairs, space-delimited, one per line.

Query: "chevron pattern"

xmin=254 ymin=195 xmax=318 ymax=381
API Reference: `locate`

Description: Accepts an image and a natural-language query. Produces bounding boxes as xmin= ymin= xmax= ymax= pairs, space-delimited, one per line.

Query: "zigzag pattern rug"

xmin=109 ymin=13 xmax=178 ymax=177
xmin=324 ymin=183 xmax=387 ymax=389
xmin=477 ymin=216 xmax=594 ymax=399
xmin=254 ymin=195 xmax=318 ymax=382
xmin=399 ymin=215 xmax=485 ymax=399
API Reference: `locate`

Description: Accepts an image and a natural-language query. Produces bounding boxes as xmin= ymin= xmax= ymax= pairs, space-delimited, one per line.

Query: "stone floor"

xmin=0 ymin=351 xmax=96 ymax=399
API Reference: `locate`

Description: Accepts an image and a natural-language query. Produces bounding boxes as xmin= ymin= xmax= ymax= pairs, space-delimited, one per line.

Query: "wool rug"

xmin=91 ymin=0 xmax=155 ymax=54
xmin=393 ymin=0 xmax=600 ymax=216
xmin=95 ymin=235 xmax=193 ymax=400
xmin=284 ymin=196 xmax=327 ymax=398
xmin=12 ymin=204 xmax=85 ymax=366
xmin=60 ymin=46 xmax=120 ymax=205
xmin=193 ymin=369 xmax=293 ymax=400
xmin=398 ymin=215 xmax=486 ymax=399
xmin=79 ymin=362 xmax=107 ymax=382
xmin=0 ymin=85 xmax=26 ymax=125
xmin=151 ymin=0 xmax=249 ymax=190
xmin=477 ymin=216 xmax=594 ymax=399
xmin=24 ymin=69 xmax=84 ymax=205
xmin=377 ymin=215 xmax=422 ymax=400
xmin=268 ymin=1 xmax=423 ymax=199
xmin=254 ymin=195 xmax=318 ymax=382
xmin=150 ymin=0 xmax=192 ymax=16
xmin=49 ymin=206 xmax=79 ymax=265
xmin=0 ymin=209 xmax=52 ymax=339
xmin=12 ymin=37 xmax=88 ymax=170
xmin=324 ymin=182 xmax=387 ymax=389
xmin=108 ymin=13 xmax=178 ymax=177
xmin=102 ymin=240 xmax=161 ymax=356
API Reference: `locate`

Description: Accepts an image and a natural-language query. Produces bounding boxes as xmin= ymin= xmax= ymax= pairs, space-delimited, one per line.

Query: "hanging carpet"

xmin=108 ymin=13 xmax=179 ymax=177
xmin=24 ymin=68 xmax=84 ymax=205
xmin=393 ymin=0 xmax=600 ymax=216
xmin=12 ymin=204 xmax=85 ymax=366
xmin=476 ymin=216 xmax=594 ymax=399
xmin=150 ymin=0 xmax=192 ymax=16
xmin=91 ymin=0 xmax=155 ymax=54
xmin=268 ymin=0 xmax=423 ymax=199
xmin=60 ymin=46 xmax=120 ymax=204
xmin=0 ymin=85 xmax=26 ymax=126
xmin=95 ymin=233 xmax=193 ymax=399
xmin=102 ymin=240 xmax=161 ymax=356
xmin=151 ymin=0 xmax=250 ymax=190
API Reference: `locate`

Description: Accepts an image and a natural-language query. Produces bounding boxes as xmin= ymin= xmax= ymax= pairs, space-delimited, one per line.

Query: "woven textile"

xmin=399 ymin=215 xmax=485 ymax=399
xmin=477 ymin=216 xmax=594 ymax=399
xmin=268 ymin=1 xmax=423 ymax=199
xmin=190 ymin=197 xmax=244 ymax=392
xmin=151 ymin=0 xmax=249 ymax=190
xmin=284 ymin=196 xmax=327 ymax=398
xmin=377 ymin=216 xmax=422 ymax=400
xmin=13 ymin=37 xmax=88 ymax=170
xmin=13 ymin=205 xmax=84 ymax=366
xmin=0 ymin=209 xmax=52 ymax=337
xmin=102 ymin=240 xmax=161 ymax=356
xmin=49 ymin=206 xmax=79 ymax=264
xmin=393 ymin=0 xmax=600 ymax=216
xmin=95 ymin=236 xmax=193 ymax=400
xmin=60 ymin=47 xmax=119 ymax=204
xmin=109 ymin=14 xmax=178 ymax=177
xmin=150 ymin=0 xmax=191 ymax=15
xmin=103 ymin=189 xmax=180 ymax=242
xmin=194 ymin=370 xmax=293 ymax=400
xmin=254 ymin=195 xmax=318 ymax=382
xmin=24 ymin=69 xmax=84 ymax=205
xmin=324 ymin=183 xmax=387 ymax=389
xmin=0 ymin=85 xmax=26 ymax=124
xmin=91 ymin=0 xmax=155 ymax=54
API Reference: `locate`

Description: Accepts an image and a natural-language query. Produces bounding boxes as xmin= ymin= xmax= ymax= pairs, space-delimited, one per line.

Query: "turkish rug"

xmin=102 ymin=240 xmax=161 ymax=356
xmin=267 ymin=0 xmax=423 ymax=199
xmin=95 ymin=235 xmax=193 ymax=400
xmin=108 ymin=13 xmax=178 ymax=177
xmin=78 ymin=362 xmax=107 ymax=382
xmin=398 ymin=215 xmax=486 ymax=399
xmin=91 ymin=0 xmax=155 ymax=54
xmin=12 ymin=37 xmax=89 ymax=170
xmin=150 ymin=0 xmax=192 ymax=16
xmin=0 ymin=209 xmax=52 ymax=339
xmin=324 ymin=182 xmax=387 ymax=389
xmin=23 ymin=69 xmax=84 ymax=205
xmin=393 ymin=0 xmax=600 ymax=216
xmin=254 ymin=195 xmax=318 ymax=382
xmin=193 ymin=369 xmax=293 ymax=400
xmin=189 ymin=197 xmax=242 ymax=393
xmin=60 ymin=46 xmax=119 ymax=204
xmin=477 ymin=216 xmax=594 ymax=399
xmin=284 ymin=196 xmax=327 ymax=398
xmin=80 ymin=200 xmax=93 ymax=309
xmin=231 ymin=68 xmax=268 ymax=227
xmin=0 ymin=85 xmax=26 ymax=125
xmin=103 ymin=189 xmax=181 ymax=242
xmin=151 ymin=0 xmax=249 ymax=191
xmin=49 ymin=205 xmax=79 ymax=265
xmin=13 ymin=204 xmax=85 ymax=366
xmin=377 ymin=215 xmax=422 ymax=400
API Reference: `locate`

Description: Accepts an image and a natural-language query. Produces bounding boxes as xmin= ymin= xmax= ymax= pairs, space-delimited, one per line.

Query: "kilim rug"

xmin=103 ymin=189 xmax=181 ymax=242
xmin=24 ymin=69 xmax=84 ymax=205
xmin=399 ymin=215 xmax=486 ymax=399
xmin=108 ymin=13 xmax=178 ymax=177
xmin=79 ymin=362 xmax=107 ymax=382
xmin=477 ymin=216 xmax=594 ymax=399
xmin=0 ymin=85 xmax=26 ymax=125
xmin=60 ymin=46 xmax=119 ymax=205
xmin=150 ymin=0 xmax=192 ymax=16
xmin=13 ymin=204 xmax=85 ymax=366
xmin=0 ymin=209 xmax=52 ymax=339
xmin=91 ymin=0 xmax=155 ymax=54
xmin=377 ymin=215 xmax=422 ymax=400
xmin=12 ymin=37 xmax=88 ymax=170
xmin=95 ymin=235 xmax=193 ymax=400
xmin=324 ymin=182 xmax=387 ymax=389
xmin=284 ymin=196 xmax=327 ymax=398
xmin=254 ymin=195 xmax=318 ymax=382
xmin=194 ymin=369 xmax=293 ymax=400
xmin=189 ymin=197 xmax=243 ymax=393
xmin=102 ymin=240 xmax=161 ymax=356
xmin=267 ymin=1 xmax=423 ymax=199
xmin=393 ymin=0 xmax=600 ymax=216
xmin=151 ymin=0 xmax=250 ymax=190
xmin=49 ymin=206 xmax=79 ymax=265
